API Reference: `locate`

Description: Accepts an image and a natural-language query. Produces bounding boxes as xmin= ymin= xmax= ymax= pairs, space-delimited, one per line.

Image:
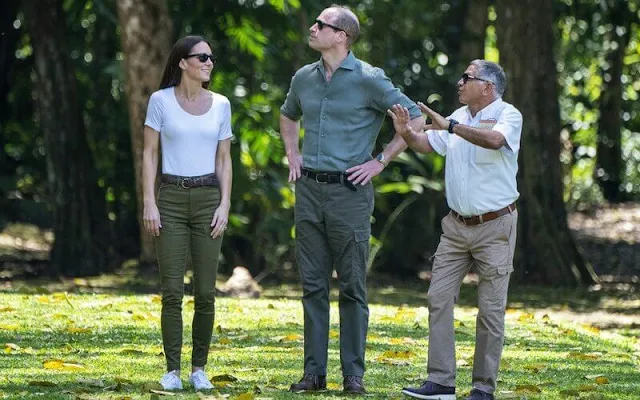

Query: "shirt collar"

xmin=314 ymin=51 xmax=357 ymax=73
xmin=464 ymin=97 xmax=504 ymax=120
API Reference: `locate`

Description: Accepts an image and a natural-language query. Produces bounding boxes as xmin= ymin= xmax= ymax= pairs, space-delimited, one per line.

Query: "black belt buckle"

xmin=315 ymin=173 xmax=329 ymax=184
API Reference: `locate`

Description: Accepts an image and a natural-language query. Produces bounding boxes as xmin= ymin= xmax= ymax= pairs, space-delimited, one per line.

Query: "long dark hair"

xmin=158 ymin=35 xmax=213 ymax=90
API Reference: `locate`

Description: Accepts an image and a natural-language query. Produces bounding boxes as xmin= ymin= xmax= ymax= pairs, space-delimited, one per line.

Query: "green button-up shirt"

xmin=280 ymin=52 xmax=421 ymax=171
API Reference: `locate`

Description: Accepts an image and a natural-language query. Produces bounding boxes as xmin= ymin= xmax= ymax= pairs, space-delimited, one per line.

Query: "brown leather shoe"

xmin=289 ymin=374 xmax=327 ymax=392
xmin=343 ymin=375 xmax=366 ymax=395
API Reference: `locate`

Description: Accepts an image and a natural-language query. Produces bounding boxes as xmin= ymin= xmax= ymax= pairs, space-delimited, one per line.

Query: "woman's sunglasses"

xmin=185 ymin=53 xmax=217 ymax=63
xmin=315 ymin=19 xmax=348 ymax=35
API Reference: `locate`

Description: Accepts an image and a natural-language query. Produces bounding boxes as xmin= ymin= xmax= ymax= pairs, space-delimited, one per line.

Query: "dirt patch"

xmin=568 ymin=202 xmax=640 ymax=278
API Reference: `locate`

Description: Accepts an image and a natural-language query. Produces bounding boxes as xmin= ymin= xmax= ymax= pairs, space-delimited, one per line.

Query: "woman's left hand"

xmin=210 ymin=203 xmax=230 ymax=239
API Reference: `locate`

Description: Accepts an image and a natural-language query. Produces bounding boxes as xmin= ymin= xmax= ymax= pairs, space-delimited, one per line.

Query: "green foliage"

xmin=2 ymin=0 xmax=639 ymax=276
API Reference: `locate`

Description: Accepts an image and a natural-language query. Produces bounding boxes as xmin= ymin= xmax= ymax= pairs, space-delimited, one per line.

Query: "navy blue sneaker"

xmin=467 ymin=389 xmax=494 ymax=400
xmin=401 ymin=380 xmax=456 ymax=399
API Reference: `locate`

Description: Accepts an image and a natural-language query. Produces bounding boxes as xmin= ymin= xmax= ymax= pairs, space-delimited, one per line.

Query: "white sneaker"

xmin=189 ymin=370 xmax=214 ymax=391
xmin=160 ymin=370 xmax=183 ymax=390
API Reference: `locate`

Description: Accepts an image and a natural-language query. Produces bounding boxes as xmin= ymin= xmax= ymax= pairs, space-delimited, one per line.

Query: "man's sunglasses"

xmin=315 ymin=19 xmax=348 ymax=35
xmin=186 ymin=53 xmax=217 ymax=63
xmin=461 ymin=73 xmax=493 ymax=84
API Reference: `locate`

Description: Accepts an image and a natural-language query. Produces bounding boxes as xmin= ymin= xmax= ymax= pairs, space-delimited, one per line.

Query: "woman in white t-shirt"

xmin=142 ymin=35 xmax=232 ymax=391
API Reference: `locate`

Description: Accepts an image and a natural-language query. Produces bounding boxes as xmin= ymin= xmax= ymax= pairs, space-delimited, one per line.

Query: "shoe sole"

xmin=401 ymin=390 xmax=456 ymax=400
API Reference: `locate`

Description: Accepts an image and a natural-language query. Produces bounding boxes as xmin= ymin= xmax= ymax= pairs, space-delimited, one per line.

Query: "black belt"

xmin=301 ymin=168 xmax=356 ymax=191
xmin=161 ymin=173 xmax=219 ymax=188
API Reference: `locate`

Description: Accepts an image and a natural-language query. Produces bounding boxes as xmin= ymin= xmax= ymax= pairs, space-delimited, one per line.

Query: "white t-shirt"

xmin=427 ymin=98 xmax=523 ymax=216
xmin=144 ymin=87 xmax=233 ymax=177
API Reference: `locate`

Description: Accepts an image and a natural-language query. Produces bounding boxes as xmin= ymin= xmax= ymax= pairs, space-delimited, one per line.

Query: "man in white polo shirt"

xmin=387 ymin=60 xmax=522 ymax=400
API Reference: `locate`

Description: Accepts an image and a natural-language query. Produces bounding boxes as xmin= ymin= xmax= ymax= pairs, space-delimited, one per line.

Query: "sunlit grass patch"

xmin=1 ymin=286 xmax=639 ymax=399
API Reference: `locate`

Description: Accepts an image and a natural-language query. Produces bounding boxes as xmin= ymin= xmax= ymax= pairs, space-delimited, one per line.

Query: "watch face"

xmin=377 ymin=153 xmax=384 ymax=162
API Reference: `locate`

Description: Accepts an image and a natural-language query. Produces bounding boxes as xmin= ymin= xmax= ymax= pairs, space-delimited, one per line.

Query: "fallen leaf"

xmin=218 ymin=338 xmax=232 ymax=345
xmin=234 ymin=393 xmax=254 ymax=400
xmin=0 ymin=306 xmax=16 ymax=312
xmin=514 ymin=384 xmax=541 ymax=394
xmin=582 ymin=324 xmax=601 ymax=334
xmin=0 ymin=324 xmax=20 ymax=331
xmin=211 ymin=374 xmax=238 ymax=383
xmin=77 ymin=378 xmax=105 ymax=387
xmin=329 ymin=330 xmax=339 ymax=339
xmin=43 ymin=359 xmax=85 ymax=370
xmin=578 ymin=385 xmax=597 ymax=392
xmin=568 ymin=352 xmax=600 ymax=360
xmin=151 ymin=295 xmax=162 ymax=304
xmin=67 ymin=326 xmax=92 ymax=334
xmin=595 ymin=376 xmax=609 ymax=385
xmin=150 ymin=389 xmax=176 ymax=396
xmin=524 ymin=364 xmax=546 ymax=373
xmin=518 ymin=313 xmax=535 ymax=322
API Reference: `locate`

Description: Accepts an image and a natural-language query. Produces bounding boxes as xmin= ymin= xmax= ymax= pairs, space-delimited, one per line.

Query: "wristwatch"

xmin=448 ymin=119 xmax=459 ymax=134
xmin=375 ymin=153 xmax=388 ymax=167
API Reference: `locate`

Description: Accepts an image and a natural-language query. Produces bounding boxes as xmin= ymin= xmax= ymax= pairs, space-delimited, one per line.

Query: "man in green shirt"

xmin=280 ymin=4 xmax=424 ymax=395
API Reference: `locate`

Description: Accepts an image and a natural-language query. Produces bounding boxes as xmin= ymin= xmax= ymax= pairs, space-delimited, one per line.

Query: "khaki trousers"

xmin=427 ymin=210 xmax=517 ymax=394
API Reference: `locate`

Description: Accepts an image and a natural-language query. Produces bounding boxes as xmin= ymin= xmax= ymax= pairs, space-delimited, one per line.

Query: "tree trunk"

xmin=457 ymin=0 xmax=489 ymax=72
xmin=596 ymin=0 xmax=632 ymax=203
xmin=23 ymin=0 xmax=105 ymax=276
xmin=496 ymin=0 xmax=598 ymax=286
xmin=115 ymin=0 xmax=172 ymax=265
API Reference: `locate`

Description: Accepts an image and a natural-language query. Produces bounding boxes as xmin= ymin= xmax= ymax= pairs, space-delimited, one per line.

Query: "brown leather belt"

xmin=451 ymin=203 xmax=516 ymax=226
xmin=161 ymin=173 xmax=219 ymax=188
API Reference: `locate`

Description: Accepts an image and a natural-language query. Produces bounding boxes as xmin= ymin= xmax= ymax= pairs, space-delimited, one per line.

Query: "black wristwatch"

xmin=448 ymin=119 xmax=459 ymax=134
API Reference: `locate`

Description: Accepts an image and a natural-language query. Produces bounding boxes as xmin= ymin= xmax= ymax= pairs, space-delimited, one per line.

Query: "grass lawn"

xmin=1 ymin=280 xmax=639 ymax=399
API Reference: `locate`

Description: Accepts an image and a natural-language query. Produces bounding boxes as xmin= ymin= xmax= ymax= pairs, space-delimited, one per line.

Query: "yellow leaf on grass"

xmin=582 ymin=324 xmax=601 ymax=334
xmin=515 ymin=384 xmax=542 ymax=394
xmin=67 ymin=326 xmax=92 ymax=333
xmin=218 ymin=338 xmax=232 ymax=345
xmin=132 ymin=313 xmax=148 ymax=321
xmin=43 ymin=359 xmax=85 ymax=370
xmin=578 ymin=385 xmax=597 ymax=392
xmin=267 ymin=303 xmax=275 ymax=309
xmin=595 ymin=376 xmax=609 ymax=385
xmin=5 ymin=343 xmax=20 ymax=351
xmin=52 ymin=313 xmax=70 ymax=320
xmin=151 ymin=295 xmax=162 ymax=304
xmin=561 ymin=329 xmax=576 ymax=335
xmin=517 ymin=313 xmax=535 ymax=322
xmin=0 ymin=306 xmax=16 ymax=312
xmin=379 ymin=350 xmax=415 ymax=359
xmin=280 ymin=334 xmax=303 ymax=342
xmin=43 ymin=359 xmax=64 ymax=369
xmin=329 ymin=330 xmax=339 ymax=339
xmin=524 ymin=364 xmax=546 ymax=373
xmin=234 ymin=393 xmax=254 ymax=400
xmin=0 ymin=324 xmax=20 ymax=331
xmin=541 ymin=314 xmax=550 ymax=321
xmin=453 ymin=319 xmax=465 ymax=328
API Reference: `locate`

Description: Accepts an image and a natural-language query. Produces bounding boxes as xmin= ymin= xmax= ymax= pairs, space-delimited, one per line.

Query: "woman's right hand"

xmin=143 ymin=202 xmax=162 ymax=237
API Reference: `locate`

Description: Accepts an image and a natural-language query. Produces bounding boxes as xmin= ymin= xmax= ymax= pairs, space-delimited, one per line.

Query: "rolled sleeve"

xmin=494 ymin=106 xmax=522 ymax=154
xmin=368 ymin=69 xmax=421 ymax=119
xmin=280 ymin=73 xmax=302 ymax=121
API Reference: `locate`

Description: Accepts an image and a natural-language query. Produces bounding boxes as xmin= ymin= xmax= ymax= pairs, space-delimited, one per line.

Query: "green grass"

xmin=1 ymin=282 xmax=639 ymax=400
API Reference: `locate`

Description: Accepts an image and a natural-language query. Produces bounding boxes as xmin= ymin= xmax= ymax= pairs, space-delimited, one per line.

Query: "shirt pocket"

xmin=476 ymin=147 xmax=501 ymax=164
